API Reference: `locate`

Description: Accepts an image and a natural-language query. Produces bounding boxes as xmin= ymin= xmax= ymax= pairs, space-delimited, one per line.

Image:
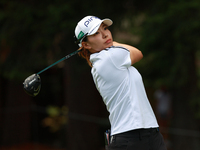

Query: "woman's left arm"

xmin=113 ymin=41 xmax=143 ymax=65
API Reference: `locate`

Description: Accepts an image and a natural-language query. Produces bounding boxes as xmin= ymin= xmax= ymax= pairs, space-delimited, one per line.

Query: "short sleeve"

xmin=108 ymin=46 xmax=131 ymax=69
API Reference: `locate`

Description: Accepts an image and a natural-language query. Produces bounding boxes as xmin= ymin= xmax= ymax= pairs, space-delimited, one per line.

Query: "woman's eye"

xmin=104 ymin=27 xmax=108 ymax=30
xmin=95 ymin=32 xmax=99 ymax=35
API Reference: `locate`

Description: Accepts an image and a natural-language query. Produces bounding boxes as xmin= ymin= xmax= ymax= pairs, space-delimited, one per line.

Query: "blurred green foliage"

xmin=42 ymin=105 xmax=68 ymax=132
xmin=0 ymin=0 xmax=127 ymax=80
xmin=139 ymin=0 xmax=200 ymax=89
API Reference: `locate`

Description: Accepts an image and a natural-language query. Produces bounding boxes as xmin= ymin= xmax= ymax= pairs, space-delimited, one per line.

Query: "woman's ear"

xmin=82 ymin=42 xmax=91 ymax=50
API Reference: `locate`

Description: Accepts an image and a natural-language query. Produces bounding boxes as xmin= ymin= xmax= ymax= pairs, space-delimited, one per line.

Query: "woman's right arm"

xmin=113 ymin=41 xmax=143 ymax=65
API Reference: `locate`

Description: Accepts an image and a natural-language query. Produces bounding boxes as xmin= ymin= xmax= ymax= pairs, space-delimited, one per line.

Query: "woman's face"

xmin=82 ymin=23 xmax=113 ymax=53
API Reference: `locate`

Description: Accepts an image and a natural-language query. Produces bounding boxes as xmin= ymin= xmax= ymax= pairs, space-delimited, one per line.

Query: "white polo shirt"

xmin=90 ymin=46 xmax=158 ymax=135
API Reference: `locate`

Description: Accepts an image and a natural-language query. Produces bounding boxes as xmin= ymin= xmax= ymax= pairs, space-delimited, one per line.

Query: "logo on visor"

xmin=78 ymin=31 xmax=85 ymax=39
xmin=84 ymin=16 xmax=99 ymax=27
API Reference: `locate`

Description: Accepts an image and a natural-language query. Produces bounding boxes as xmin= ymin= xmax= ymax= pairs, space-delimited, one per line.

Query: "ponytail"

xmin=78 ymin=47 xmax=92 ymax=67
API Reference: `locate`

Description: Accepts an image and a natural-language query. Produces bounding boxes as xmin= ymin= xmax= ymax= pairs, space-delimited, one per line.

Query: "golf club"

xmin=23 ymin=49 xmax=82 ymax=97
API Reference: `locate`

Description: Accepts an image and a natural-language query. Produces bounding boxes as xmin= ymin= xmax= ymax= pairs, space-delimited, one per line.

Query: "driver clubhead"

xmin=23 ymin=74 xmax=41 ymax=97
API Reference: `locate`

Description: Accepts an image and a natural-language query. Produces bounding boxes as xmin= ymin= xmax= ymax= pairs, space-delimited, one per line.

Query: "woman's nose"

xmin=102 ymin=31 xmax=108 ymax=38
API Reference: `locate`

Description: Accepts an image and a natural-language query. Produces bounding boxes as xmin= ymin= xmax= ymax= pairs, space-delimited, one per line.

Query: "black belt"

xmin=111 ymin=128 xmax=159 ymax=142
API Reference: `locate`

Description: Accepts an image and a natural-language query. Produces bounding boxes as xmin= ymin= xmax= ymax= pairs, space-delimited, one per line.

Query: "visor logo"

xmin=78 ymin=31 xmax=84 ymax=39
xmin=84 ymin=16 xmax=99 ymax=27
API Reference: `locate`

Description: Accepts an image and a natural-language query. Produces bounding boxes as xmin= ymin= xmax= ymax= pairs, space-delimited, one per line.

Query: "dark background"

xmin=0 ymin=0 xmax=200 ymax=149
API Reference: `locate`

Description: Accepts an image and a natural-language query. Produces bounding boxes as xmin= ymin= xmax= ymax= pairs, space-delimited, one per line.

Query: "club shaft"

xmin=37 ymin=49 xmax=81 ymax=75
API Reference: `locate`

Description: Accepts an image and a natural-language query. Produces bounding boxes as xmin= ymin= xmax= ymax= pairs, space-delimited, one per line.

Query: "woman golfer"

xmin=74 ymin=16 xmax=167 ymax=150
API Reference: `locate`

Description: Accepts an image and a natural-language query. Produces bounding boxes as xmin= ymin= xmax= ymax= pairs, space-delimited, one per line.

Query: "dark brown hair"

xmin=78 ymin=37 xmax=93 ymax=67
